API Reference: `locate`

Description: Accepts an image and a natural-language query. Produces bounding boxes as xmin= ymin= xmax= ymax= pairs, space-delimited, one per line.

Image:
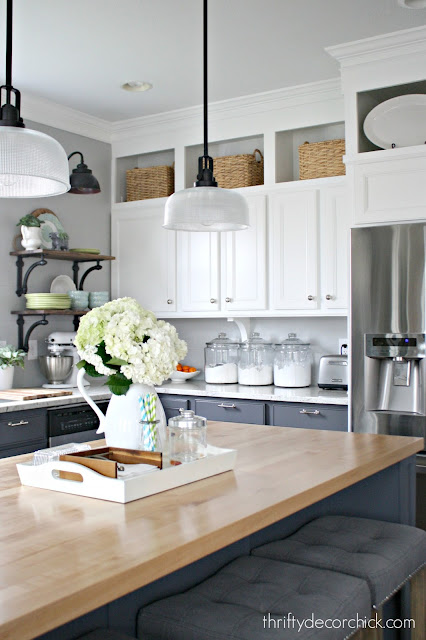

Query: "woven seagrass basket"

xmin=298 ymin=139 xmax=345 ymax=180
xmin=126 ymin=165 xmax=174 ymax=201
xmin=213 ymin=149 xmax=263 ymax=189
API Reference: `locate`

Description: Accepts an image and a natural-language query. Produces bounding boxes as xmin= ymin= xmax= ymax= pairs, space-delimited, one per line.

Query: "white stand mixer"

xmin=41 ymin=331 xmax=90 ymax=389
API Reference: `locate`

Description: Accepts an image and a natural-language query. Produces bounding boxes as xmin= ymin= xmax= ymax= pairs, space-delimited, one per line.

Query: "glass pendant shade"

xmin=0 ymin=126 xmax=70 ymax=197
xmin=164 ymin=186 xmax=249 ymax=231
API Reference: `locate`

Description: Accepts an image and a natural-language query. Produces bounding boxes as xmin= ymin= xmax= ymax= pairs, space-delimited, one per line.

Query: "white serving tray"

xmin=16 ymin=445 xmax=237 ymax=503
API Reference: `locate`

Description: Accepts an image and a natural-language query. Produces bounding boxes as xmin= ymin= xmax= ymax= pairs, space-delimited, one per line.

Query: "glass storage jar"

xmin=274 ymin=333 xmax=312 ymax=387
xmin=204 ymin=332 xmax=239 ymax=384
xmin=167 ymin=409 xmax=207 ymax=464
xmin=237 ymin=332 xmax=274 ymax=386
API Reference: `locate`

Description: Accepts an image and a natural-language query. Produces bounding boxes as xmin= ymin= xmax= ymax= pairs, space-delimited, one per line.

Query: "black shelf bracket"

xmin=73 ymin=260 xmax=102 ymax=290
xmin=17 ymin=315 xmax=48 ymax=352
xmin=16 ymin=254 xmax=47 ymax=296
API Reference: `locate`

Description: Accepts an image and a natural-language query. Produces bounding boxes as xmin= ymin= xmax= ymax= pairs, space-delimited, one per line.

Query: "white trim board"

xmin=326 ymin=24 xmax=426 ymax=67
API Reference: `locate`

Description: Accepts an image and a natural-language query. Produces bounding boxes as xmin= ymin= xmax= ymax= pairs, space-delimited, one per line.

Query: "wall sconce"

xmin=68 ymin=152 xmax=101 ymax=194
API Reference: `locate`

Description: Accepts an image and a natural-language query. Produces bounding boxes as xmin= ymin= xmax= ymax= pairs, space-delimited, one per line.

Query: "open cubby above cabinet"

xmin=357 ymin=80 xmax=426 ymax=154
xmin=115 ymin=148 xmax=175 ymax=204
xmin=185 ymin=134 xmax=264 ymax=188
xmin=275 ymin=122 xmax=345 ymax=183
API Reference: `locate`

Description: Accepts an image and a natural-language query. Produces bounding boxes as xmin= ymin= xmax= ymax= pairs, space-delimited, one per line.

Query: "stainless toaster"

xmin=318 ymin=355 xmax=348 ymax=390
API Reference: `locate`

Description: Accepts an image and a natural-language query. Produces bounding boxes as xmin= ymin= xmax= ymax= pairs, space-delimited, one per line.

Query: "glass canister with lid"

xmin=274 ymin=333 xmax=312 ymax=387
xmin=167 ymin=409 xmax=207 ymax=463
xmin=204 ymin=332 xmax=239 ymax=384
xmin=237 ymin=332 xmax=274 ymax=386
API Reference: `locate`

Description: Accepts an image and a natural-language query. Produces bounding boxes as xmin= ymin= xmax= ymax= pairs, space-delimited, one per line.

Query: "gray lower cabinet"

xmin=160 ymin=396 xmax=190 ymax=423
xmin=271 ymin=403 xmax=348 ymax=431
xmin=158 ymin=393 xmax=347 ymax=431
xmin=0 ymin=408 xmax=48 ymax=459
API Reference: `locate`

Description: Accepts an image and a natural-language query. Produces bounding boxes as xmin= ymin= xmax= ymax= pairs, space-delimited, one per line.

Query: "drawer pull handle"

xmin=217 ymin=403 xmax=237 ymax=409
xmin=299 ymin=409 xmax=320 ymax=416
xmin=8 ymin=419 xmax=29 ymax=427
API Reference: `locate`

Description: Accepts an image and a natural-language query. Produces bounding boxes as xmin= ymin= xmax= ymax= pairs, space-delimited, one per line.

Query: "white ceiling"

xmin=1 ymin=0 xmax=425 ymax=122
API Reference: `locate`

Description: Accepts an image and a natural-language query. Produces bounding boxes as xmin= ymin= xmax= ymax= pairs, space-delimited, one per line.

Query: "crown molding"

xmin=21 ymin=92 xmax=112 ymax=143
xmin=326 ymin=24 xmax=426 ymax=67
xmin=110 ymin=78 xmax=342 ymax=143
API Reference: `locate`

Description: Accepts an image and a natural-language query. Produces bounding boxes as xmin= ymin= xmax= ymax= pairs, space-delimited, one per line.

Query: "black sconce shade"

xmin=68 ymin=151 xmax=101 ymax=194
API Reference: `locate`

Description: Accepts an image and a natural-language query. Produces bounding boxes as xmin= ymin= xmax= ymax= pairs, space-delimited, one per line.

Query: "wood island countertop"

xmin=0 ymin=422 xmax=423 ymax=640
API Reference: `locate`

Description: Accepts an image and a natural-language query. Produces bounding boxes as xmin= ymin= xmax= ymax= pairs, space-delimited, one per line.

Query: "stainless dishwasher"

xmin=48 ymin=401 xmax=109 ymax=446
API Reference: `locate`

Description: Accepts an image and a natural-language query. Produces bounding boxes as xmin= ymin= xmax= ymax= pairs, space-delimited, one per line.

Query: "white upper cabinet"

xmin=320 ymin=185 xmax=349 ymax=310
xmin=111 ymin=201 xmax=177 ymax=313
xmin=347 ymin=148 xmax=426 ymax=226
xmin=221 ymin=194 xmax=267 ymax=312
xmin=178 ymin=231 xmax=220 ymax=312
xmin=269 ymin=189 xmax=319 ymax=310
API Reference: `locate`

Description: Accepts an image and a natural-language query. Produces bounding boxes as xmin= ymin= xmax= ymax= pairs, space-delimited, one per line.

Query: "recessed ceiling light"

xmin=121 ymin=81 xmax=153 ymax=92
xmin=398 ymin=0 xmax=426 ymax=7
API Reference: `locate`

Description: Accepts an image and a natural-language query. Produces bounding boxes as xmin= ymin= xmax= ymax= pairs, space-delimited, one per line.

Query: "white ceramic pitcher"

xmin=77 ymin=368 xmax=167 ymax=450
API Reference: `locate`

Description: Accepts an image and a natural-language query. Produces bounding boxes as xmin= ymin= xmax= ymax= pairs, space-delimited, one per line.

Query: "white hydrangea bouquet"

xmin=75 ymin=297 xmax=187 ymax=396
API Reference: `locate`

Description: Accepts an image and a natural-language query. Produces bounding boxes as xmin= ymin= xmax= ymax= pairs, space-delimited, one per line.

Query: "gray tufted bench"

xmin=76 ymin=630 xmax=137 ymax=640
xmin=137 ymin=554 xmax=372 ymax=639
xmin=252 ymin=516 xmax=426 ymax=639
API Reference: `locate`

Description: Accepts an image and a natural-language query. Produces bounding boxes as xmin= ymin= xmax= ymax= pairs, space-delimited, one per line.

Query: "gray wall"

xmin=0 ymin=120 xmax=111 ymax=387
xmin=169 ymin=316 xmax=348 ymax=384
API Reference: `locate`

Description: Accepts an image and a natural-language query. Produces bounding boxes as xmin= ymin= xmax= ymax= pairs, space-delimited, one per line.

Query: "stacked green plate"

xmin=25 ymin=293 xmax=71 ymax=310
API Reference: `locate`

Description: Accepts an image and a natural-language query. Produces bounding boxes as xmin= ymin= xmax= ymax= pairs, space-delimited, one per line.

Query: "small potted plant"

xmin=0 ymin=345 xmax=25 ymax=390
xmin=17 ymin=214 xmax=45 ymax=251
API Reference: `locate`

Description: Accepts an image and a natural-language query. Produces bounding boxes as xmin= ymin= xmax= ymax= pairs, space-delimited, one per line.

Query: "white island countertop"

xmin=0 ymin=379 xmax=347 ymax=414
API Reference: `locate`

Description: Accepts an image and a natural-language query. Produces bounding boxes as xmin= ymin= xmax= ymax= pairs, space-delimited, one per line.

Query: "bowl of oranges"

xmin=169 ymin=363 xmax=199 ymax=383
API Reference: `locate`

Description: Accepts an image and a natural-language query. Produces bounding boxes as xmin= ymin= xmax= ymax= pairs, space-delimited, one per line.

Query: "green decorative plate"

xmin=35 ymin=212 xmax=67 ymax=250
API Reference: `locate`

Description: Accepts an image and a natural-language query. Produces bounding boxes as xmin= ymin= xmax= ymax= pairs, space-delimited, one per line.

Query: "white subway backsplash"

xmin=168 ymin=317 xmax=348 ymax=384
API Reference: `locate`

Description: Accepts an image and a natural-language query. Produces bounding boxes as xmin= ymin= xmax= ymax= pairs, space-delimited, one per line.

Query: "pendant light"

xmin=0 ymin=0 xmax=70 ymax=198
xmin=163 ymin=0 xmax=249 ymax=231
xmin=68 ymin=152 xmax=101 ymax=194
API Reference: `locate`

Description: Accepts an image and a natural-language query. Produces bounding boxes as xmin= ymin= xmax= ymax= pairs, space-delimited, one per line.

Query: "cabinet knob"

xmin=225 ymin=297 xmax=232 ymax=303
xmin=326 ymin=294 xmax=332 ymax=301
xmin=210 ymin=298 xmax=217 ymax=304
xmin=307 ymin=295 xmax=314 ymax=301
xmin=167 ymin=299 xmax=173 ymax=304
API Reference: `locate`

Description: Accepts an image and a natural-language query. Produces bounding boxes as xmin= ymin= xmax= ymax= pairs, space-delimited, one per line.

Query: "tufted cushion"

xmin=252 ymin=516 xmax=426 ymax=607
xmin=137 ymin=555 xmax=371 ymax=639
xmin=77 ymin=630 xmax=137 ymax=640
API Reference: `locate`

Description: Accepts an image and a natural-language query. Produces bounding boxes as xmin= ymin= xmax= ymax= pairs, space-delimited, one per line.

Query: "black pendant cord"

xmin=195 ymin=0 xmax=217 ymax=187
xmin=6 ymin=0 xmax=13 ymax=97
xmin=0 ymin=0 xmax=24 ymax=127
xmin=203 ymin=0 xmax=208 ymax=158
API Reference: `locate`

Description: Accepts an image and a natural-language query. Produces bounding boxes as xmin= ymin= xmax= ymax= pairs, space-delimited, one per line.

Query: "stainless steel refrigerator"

xmin=351 ymin=222 xmax=425 ymax=528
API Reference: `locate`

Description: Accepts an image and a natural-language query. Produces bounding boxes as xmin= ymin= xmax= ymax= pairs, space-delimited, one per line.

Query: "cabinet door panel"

xmin=222 ymin=195 xmax=267 ymax=311
xmin=269 ymin=190 xmax=319 ymax=310
xmin=178 ymin=232 xmax=219 ymax=311
xmin=321 ymin=186 xmax=349 ymax=310
xmin=112 ymin=203 xmax=176 ymax=313
xmin=353 ymin=154 xmax=426 ymax=224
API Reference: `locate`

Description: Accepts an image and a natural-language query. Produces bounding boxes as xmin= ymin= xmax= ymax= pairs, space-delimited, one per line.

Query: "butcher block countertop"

xmin=0 ymin=422 xmax=422 ymax=640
